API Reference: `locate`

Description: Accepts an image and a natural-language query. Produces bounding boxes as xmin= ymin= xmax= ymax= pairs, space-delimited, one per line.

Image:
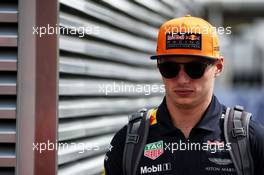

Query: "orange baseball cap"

xmin=151 ymin=15 xmax=220 ymax=61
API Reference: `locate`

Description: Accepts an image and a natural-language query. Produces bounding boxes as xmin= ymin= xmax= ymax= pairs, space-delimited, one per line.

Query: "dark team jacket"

xmin=104 ymin=96 xmax=264 ymax=175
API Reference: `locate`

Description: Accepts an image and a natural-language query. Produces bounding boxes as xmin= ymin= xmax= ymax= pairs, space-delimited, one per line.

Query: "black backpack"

xmin=123 ymin=106 xmax=254 ymax=175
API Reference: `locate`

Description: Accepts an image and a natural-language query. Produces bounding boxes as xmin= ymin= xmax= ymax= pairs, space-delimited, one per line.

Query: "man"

xmin=103 ymin=15 xmax=264 ymax=175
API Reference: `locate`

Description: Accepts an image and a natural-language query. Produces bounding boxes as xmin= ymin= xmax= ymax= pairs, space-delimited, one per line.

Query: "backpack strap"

xmin=224 ymin=105 xmax=254 ymax=175
xmin=123 ymin=108 xmax=152 ymax=175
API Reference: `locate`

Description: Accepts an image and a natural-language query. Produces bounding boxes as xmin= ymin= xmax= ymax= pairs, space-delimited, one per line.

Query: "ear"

xmin=215 ymin=56 xmax=224 ymax=77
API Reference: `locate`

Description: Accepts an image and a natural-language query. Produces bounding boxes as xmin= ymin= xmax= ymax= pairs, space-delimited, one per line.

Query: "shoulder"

xmin=249 ymin=118 xmax=264 ymax=150
xmin=248 ymin=118 xmax=264 ymax=173
xmin=248 ymin=118 xmax=264 ymax=174
xmin=108 ymin=125 xmax=127 ymax=156
xmin=104 ymin=125 xmax=127 ymax=175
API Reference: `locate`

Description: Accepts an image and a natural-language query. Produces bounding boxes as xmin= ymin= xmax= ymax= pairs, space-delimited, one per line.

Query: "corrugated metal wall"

xmin=57 ymin=0 xmax=195 ymax=174
xmin=0 ymin=0 xmax=17 ymax=174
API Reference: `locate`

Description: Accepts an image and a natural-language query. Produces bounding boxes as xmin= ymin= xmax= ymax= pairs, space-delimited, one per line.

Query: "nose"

xmin=176 ymin=65 xmax=190 ymax=83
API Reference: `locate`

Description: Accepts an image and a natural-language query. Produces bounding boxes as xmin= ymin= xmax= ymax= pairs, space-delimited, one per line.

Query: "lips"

xmin=174 ymin=89 xmax=194 ymax=96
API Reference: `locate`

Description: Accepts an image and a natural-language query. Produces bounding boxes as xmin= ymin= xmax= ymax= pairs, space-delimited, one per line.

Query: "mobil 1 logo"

xmin=140 ymin=163 xmax=172 ymax=174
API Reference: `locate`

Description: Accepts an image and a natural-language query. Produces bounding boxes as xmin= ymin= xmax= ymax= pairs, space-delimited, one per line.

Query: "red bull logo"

xmin=185 ymin=34 xmax=200 ymax=41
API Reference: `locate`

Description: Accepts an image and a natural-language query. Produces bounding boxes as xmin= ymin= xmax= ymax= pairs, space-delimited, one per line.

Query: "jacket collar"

xmin=156 ymin=95 xmax=223 ymax=135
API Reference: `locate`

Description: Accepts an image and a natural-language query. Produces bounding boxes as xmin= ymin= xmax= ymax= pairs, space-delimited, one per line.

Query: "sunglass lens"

xmin=158 ymin=62 xmax=180 ymax=78
xmin=185 ymin=62 xmax=207 ymax=79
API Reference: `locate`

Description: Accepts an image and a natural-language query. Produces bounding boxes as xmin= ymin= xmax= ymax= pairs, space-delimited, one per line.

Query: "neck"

xmin=166 ymin=95 xmax=212 ymax=139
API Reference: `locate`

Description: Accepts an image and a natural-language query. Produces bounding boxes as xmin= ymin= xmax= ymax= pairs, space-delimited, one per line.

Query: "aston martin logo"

xmin=208 ymin=158 xmax=232 ymax=166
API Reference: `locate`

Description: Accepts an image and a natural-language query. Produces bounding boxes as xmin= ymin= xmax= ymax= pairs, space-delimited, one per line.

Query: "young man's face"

xmin=157 ymin=56 xmax=224 ymax=109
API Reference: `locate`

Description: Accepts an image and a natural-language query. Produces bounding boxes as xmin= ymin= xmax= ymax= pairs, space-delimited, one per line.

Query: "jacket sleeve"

xmin=249 ymin=119 xmax=264 ymax=175
xmin=104 ymin=125 xmax=127 ymax=175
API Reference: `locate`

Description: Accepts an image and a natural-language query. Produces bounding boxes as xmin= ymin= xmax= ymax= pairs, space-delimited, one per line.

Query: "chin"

xmin=167 ymin=90 xmax=197 ymax=105
xmin=175 ymin=100 xmax=194 ymax=108
xmin=171 ymin=96 xmax=195 ymax=108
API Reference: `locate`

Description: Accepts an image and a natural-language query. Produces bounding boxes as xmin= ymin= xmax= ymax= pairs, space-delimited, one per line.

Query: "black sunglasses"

xmin=158 ymin=61 xmax=215 ymax=79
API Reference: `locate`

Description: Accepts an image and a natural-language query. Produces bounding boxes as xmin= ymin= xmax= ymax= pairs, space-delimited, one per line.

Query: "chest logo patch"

xmin=144 ymin=140 xmax=164 ymax=160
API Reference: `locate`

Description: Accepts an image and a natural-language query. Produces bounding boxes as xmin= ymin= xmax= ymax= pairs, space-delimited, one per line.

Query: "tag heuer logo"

xmin=144 ymin=140 xmax=164 ymax=160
